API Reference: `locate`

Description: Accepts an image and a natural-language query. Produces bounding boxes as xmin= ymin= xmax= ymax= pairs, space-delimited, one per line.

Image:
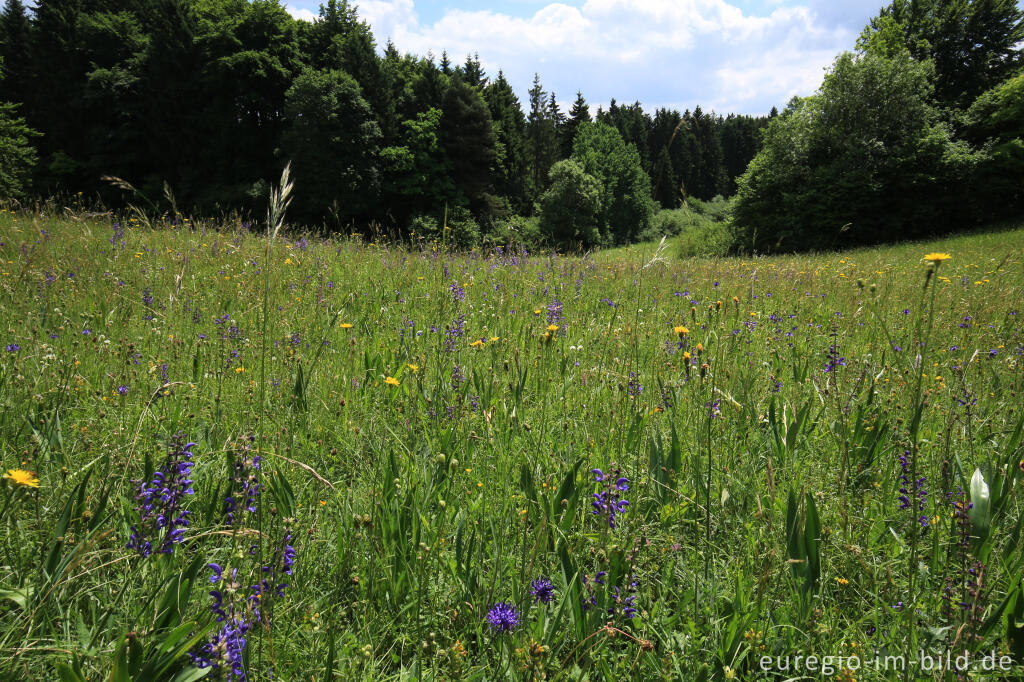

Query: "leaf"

xmin=55 ymin=663 xmax=87 ymax=682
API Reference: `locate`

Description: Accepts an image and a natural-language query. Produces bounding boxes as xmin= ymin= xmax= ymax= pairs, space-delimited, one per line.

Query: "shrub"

xmin=408 ymin=206 xmax=480 ymax=249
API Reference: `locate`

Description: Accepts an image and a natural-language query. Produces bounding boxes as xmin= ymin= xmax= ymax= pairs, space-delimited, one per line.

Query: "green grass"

xmin=1 ymin=207 xmax=1023 ymax=680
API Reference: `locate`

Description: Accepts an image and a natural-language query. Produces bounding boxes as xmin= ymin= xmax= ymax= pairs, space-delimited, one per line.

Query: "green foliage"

xmin=3 ymin=210 xmax=1024 ymax=677
xmin=408 ymin=205 xmax=480 ymax=249
xmin=537 ymin=159 xmax=602 ymax=249
xmin=0 ymin=101 xmax=37 ymax=198
xmin=733 ymin=51 xmax=981 ymax=252
xmin=279 ymin=67 xmax=381 ymax=225
xmin=862 ymin=0 xmax=1024 ymax=107
xmin=571 ymin=122 xmax=655 ymax=245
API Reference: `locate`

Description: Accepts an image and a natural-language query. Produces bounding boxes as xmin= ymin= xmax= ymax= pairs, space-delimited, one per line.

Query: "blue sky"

xmin=282 ymin=0 xmax=893 ymax=115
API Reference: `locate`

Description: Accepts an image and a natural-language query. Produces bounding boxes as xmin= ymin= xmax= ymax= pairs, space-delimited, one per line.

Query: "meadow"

xmin=0 ymin=196 xmax=1022 ymax=680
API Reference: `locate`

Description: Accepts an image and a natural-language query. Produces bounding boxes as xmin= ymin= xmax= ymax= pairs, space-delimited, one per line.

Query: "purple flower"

xmin=485 ymin=601 xmax=520 ymax=633
xmin=530 ymin=577 xmax=556 ymax=604
xmin=5 ymin=343 xmax=19 ymax=352
xmin=126 ymin=434 xmax=196 ymax=558
xmin=117 ymin=384 xmax=129 ymax=396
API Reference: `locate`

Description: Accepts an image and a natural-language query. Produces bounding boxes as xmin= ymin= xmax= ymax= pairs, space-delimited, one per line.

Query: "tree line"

xmin=0 ymin=0 xmax=769 ymax=248
xmin=733 ymin=0 xmax=1024 ymax=252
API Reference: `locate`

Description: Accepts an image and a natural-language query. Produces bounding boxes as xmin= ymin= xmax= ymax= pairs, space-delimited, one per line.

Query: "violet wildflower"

xmin=190 ymin=616 xmax=250 ymax=680
xmin=117 ymin=384 xmax=129 ymax=396
xmin=591 ymin=465 xmax=629 ymax=529
xmin=450 ymin=280 xmax=465 ymax=304
xmin=897 ymin=450 xmax=928 ymax=527
xmin=5 ymin=343 xmax=18 ymax=353
xmin=126 ymin=434 xmax=196 ymax=557
xmin=224 ymin=442 xmax=261 ymax=525
xmin=627 ymin=372 xmax=643 ymax=397
xmin=486 ymin=601 xmax=520 ymax=633
xmin=529 ymin=577 xmax=556 ymax=604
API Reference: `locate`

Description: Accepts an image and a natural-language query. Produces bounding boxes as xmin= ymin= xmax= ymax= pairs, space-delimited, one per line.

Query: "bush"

xmin=483 ymin=214 xmax=543 ymax=249
xmin=0 ymin=102 xmax=38 ymax=199
xmin=675 ymin=213 xmax=737 ymax=258
xmin=408 ymin=205 xmax=481 ymax=249
xmin=537 ymin=159 xmax=603 ymax=249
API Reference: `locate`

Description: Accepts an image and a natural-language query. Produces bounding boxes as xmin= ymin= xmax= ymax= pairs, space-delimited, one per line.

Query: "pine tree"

xmin=562 ymin=91 xmax=591 ymax=157
xmin=0 ymin=0 xmax=31 ymax=107
xmin=525 ymin=73 xmax=557 ymax=202
xmin=483 ymin=70 xmax=527 ymax=211
xmin=460 ymin=53 xmax=487 ymax=89
xmin=441 ymin=77 xmax=497 ymax=217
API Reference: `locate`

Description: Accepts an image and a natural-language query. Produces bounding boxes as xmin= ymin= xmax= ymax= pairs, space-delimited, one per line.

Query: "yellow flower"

xmin=682 ymin=351 xmax=692 ymax=361
xmin=407 ymin=363 xmax=419 ymax=372
xmin=489 ymin=336 xmax=499 ymax=342
xmin=385 ymin=376 xmax=400 ymax=387
xmin=923 ymin=252 xmax=952 ymax=264
xmin=235 ymin=366 xmax=245 ymax=374
xmin=533 ymin=309 xmax=542 ymax=315
xmin=5 ymin=469 xmax=39 ymax=488
xmin=547 ymin=324 xmax=559 ymax=332
xmin=340 ymin=323 xmax=353 ymax=329
xmin=673 ymin=325 xmax=689 ymax=337
xmin=836 ymin=577 xmax=849 ymax=585
xmin=470 ymin=339 xmax=484 ymax=347
xmin=284 ymin=258 xmax=293 ymax=264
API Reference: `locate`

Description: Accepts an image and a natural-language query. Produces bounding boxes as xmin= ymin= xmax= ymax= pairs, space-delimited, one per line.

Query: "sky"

xmin=282 ymin=0 xmax=888 ymax=116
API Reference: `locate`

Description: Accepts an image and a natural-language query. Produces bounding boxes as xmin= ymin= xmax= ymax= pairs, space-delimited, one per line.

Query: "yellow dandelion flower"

xmin=673 ymin=325 xmax=689 ymax=337
xmin=340 ymin=323 xmax=353 ymax=329
xmin=836 ymin=577 xmax=849 ymax=585
xmin=284 ymin=258 xmax=293 ymax=264
xmin=547 ymin=324 xmax=559 ymax=332
xmin=235 ymin=366 xmax=245 ymax=374
xmin=489 ymin=336 xmax=499 ymax=342
xmin=385 ymin=376 xmax=400 ymax=387
xmin=5 ymin=469 xmax=39 ymax=488
xmin=470 ymin=339 xmax=484 ymax=347
xmin=407 ymin=363 xmax=419 ymax=372
xmin=923 ymin=252 xmax=951 ymax=264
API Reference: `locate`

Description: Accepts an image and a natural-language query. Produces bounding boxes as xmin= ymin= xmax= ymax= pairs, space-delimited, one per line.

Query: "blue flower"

xmin=530 ymin=577 xmax=556 ymax=604
xmin=485 ymin=601 xmax=520 ymax=633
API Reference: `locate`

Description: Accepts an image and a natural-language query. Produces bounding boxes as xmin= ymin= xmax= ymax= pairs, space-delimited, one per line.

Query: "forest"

xmin=2 ymin=0 xmax=1024 ymax=252
xmin=0 ymin=0 xmax=768 ymax=248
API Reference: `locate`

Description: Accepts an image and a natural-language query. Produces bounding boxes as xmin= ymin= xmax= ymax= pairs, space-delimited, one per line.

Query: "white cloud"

xmin=350 ymin=0 xmax=874 ymax=115
xmin=285 ymin=5 xmax=316 ymax=22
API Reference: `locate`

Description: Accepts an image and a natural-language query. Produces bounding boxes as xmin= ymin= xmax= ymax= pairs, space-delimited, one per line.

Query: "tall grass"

xmin=0 ymin=205 xmax=1022 ymax=679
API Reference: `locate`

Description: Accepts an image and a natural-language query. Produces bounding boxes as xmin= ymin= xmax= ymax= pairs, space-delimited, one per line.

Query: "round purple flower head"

xmin=530 ymin=577 xmax=556 ymax=604
xmin=485 ymin=601 xmax=520 ymax=633
xmin=117 ymin=384 xmax=129 ymax=396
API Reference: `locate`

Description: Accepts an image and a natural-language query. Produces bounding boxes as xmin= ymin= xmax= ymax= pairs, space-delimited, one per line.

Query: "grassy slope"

xmin=1 ymin=210 xmax=1022 ymax=679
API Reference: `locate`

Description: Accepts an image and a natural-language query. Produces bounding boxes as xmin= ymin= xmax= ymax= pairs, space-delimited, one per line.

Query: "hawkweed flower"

xmin=486 ymin=601 xmax=520 ymax=633
xmin=529 ymin=577 xmax=556 ymax=604
xmin=127 ymin=434 xmax=196 ymax=558
xmin=923 ymin=253 xmax=952 ymax=265
xmin=4 ymin=469 xmax=39 ymax=488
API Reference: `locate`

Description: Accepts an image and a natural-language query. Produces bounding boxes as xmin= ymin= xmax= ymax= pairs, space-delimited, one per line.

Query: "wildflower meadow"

xmin=1 ymin=191 xmax=1023 ymax=680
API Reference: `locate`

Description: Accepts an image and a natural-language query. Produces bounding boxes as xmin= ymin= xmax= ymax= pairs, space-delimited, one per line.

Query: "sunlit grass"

xmin=0 ymin=207 xmax=1022 ymax=679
